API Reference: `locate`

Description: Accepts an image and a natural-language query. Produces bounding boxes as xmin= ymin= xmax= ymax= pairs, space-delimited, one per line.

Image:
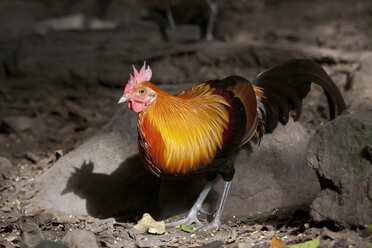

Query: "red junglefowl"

xmin=118 ymin=60 xmax=346 ymax=230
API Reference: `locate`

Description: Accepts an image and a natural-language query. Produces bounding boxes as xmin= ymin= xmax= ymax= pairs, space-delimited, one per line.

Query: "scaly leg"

xmin=198 ymin=180 xmax=231 ymax=231
xmin=165 ymin=180 xmax=215 ymax=227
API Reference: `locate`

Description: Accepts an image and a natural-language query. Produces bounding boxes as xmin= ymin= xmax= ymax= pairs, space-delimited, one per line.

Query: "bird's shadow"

xmin=61 ymin=154 xmax=215 ymax=222
xmin=62 ymin=154 xmax=162 ymax=221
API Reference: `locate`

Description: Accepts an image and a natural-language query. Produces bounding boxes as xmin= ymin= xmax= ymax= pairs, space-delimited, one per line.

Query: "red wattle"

xmin=128 ymin=101 xmax=145 ymax=113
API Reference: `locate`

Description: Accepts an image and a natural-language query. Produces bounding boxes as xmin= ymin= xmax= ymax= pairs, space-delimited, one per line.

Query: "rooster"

xmin=118 ymin=60 xmax=346 ymax=230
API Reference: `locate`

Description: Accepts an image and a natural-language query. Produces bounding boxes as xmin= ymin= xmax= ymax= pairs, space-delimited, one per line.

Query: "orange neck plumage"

xmin=137 ymin=82 xmax=230 ymax=175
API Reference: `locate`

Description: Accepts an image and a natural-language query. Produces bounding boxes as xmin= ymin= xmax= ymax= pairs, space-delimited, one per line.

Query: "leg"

xmin=198 ymin=180 xmax=231 ymax=230
xmin=165 ymin=179 xmax=216 ymax=227
xmin=198 ymin=159 xmax=234 ymax=231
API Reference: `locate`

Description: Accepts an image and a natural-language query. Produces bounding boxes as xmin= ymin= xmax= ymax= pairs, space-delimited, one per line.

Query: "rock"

xmin=307 ymin=110 xmax=372 ymax=226
xmin=20 ymin=217 xmax=44 ymax=248
xmin=28 ymin=84 xmax=319 ymax=221
xmin=32 ymin=14 xmax=117 ymax=35
xmin=25 ymin=152 xmax=40 ymax=164
xmin=33 ymin=13 xmax=86 ymax=34
xmin=35 ymin=240 xmax=69 ymax=248
xmin=225 ymin=119 xmax=319 ymax=217
xmin=62 ymin=230 xmax=99 ymax=248
xmin=345 ymin=53 xmax=372 ymax=110
xmin=2 ymin=116 xmax=46 ymax=138
xmin=165 ymin=25 xmax=202 ymax=42
xmin=0 ymin=156 xmax=12 ymax=178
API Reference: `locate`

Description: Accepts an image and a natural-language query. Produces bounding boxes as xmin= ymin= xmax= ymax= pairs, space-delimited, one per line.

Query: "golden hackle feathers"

xmin=138 ymin=82 xmax=230 ymax=174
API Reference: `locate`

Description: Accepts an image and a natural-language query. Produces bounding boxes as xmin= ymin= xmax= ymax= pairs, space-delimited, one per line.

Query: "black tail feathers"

xmin=253 ymin=59 xmax=346 ymax=135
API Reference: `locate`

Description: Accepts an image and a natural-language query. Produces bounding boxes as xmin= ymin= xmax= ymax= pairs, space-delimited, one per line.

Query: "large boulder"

xmin=307 ymin=110 xmax=372 ymax=226
xmin=27 ymin=84 xmax=320 ymax=221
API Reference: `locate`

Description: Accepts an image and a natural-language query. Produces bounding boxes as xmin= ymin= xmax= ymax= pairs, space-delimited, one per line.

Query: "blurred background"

xmin=1 ymin=0 xmax=371 ymax=165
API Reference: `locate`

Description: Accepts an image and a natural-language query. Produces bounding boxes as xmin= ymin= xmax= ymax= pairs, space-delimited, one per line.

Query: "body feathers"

xmin=138 ymin=82 xmax=239 ymax=176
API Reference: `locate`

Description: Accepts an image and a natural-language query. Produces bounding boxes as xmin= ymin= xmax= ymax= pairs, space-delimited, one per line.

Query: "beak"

xmin=118 ymin=95 xmax=129 ymax=104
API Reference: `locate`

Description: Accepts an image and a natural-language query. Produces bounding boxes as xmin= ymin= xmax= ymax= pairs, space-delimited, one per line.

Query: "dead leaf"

xmin=270 ymin=236 xmax=286 ymax=248
xmin=133 ymin=213 xmax=165 ymax=235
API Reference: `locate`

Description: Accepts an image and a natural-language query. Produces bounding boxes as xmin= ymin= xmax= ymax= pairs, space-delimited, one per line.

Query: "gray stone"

xmin=2 ymin=116 xmax=46 ymax=138
xmin=307 ymin=110 xmax=372 ymax=226
xmin=62 ymin=230 xmax=99 ymax=248
xmin=0 ymin=156 xmax=12 ymax=178
xmin=32 ymin=14 xmax=117 ymax=35
xmin=20 ymin=217 xmax=44 ymax=248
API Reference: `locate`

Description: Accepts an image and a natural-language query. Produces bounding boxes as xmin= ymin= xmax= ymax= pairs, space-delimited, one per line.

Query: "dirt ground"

xmin=1 ymin=0 xmax=372 ymax=247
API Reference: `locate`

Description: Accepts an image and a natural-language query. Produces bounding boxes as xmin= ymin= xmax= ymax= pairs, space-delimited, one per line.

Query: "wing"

xmin=205 ymin=76 xmax=258 ymax=154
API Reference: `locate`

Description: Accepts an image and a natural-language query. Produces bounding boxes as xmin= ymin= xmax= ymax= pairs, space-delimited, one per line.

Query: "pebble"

xmin=62 ymin=230 xmax=99 ymax=248
xmin=0 ymin=156 xmax=12 ymax=178
xmin=254 ymin=224 xmax=263 ymax=231
xmin=304 ymin=223 xmax=310 ymax=229
xmin=25 ymin=152 xmax=40 ymax=163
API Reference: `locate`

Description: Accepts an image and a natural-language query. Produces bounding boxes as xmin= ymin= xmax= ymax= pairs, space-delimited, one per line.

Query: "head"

xmin=118 ymin=61 xmax=156 ymax=113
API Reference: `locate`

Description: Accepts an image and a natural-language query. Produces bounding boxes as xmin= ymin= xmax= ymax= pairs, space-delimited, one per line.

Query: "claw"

xmin=165 ymin=214 xmax=202 ymax=227
xmin=197 ymin=219 xmax=220 ymax=232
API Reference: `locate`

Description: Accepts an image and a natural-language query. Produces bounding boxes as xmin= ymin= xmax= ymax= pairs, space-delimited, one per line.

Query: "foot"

xmin=165 ymin=210 xmax=202 ymax=227
xmin=196 ymin=219 xmax=220 ymax=232
xmin=166 ymin=180 xmax=215 ymax=228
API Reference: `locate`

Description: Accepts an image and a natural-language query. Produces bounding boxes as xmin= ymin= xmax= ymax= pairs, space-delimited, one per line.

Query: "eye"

xmin=138 ymin=88 xmax=145 ymax=95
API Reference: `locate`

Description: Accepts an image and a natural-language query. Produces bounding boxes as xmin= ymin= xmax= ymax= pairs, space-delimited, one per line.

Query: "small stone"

xmin=2 ymin=116 xmax=46 ymax=137
xmin=54 ymin=150 xmax=64 ymax=162
xmin=255 ymin=225 xmax=263 ymax=231
xmin=0 ymin=156 xmax=12 ymax=178
xmin=62 ymin=230 xmax=99 ymax=248
xmin=20 ymin=218 xmax=44 ymax=248
xmin=25 ymin=152 xmax=40 ymax=163
xmin=266 ymin=230 xmax=275 ymax=237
